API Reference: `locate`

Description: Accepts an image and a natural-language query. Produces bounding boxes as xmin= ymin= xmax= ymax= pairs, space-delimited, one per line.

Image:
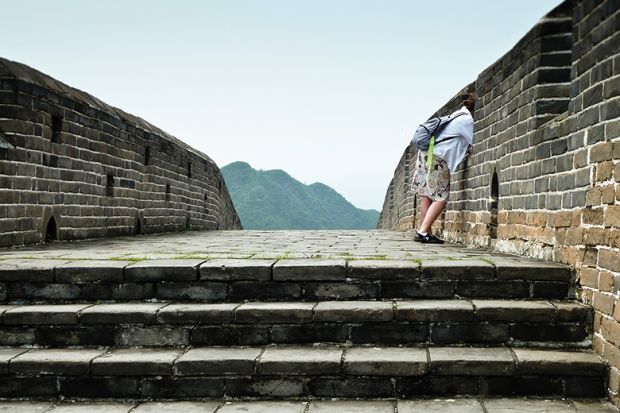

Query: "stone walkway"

xmin=0 ymin=398 xmax=616 ymax=412
xmin=0 ymin=230 xmax=544 ymax=262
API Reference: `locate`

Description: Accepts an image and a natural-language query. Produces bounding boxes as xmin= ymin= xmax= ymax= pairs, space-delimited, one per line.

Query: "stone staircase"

xmin=0 ymin=231 xmax=610 ymax=406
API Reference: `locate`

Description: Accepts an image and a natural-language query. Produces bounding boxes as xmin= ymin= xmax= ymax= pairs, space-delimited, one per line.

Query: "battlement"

xmin=0 ymin=58 xmax=241 ymax=247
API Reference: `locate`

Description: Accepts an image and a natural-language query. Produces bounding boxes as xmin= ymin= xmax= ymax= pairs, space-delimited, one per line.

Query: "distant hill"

xmin=221 ymin=161 xmax=380 ymax=230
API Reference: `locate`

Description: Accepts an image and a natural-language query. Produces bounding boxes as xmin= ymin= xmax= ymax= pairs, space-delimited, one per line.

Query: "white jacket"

xmin=432 ymin=106 xmax=474 ymax=172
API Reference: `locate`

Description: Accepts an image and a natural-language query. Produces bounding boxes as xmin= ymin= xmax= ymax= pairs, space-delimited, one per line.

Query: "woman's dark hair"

xmin=463 ymin=93 xmax=476 ymax=112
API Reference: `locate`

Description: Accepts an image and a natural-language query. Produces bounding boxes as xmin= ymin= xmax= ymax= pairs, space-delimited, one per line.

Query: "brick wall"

xmin=379 ymin=0 xmax=620 ymax=404
xmin=0 ymin=58 xmax=241 ymax=247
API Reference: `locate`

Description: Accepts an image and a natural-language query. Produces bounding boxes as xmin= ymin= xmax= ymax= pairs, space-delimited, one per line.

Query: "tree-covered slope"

xmin=221 ymin=161 xmax=379 ymax=230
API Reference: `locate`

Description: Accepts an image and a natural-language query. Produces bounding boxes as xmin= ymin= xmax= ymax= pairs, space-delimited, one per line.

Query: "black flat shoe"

xmin=414 ymin=232 xmax=445 ymax=244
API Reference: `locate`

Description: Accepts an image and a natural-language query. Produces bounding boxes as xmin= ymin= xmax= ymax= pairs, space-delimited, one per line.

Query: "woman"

xmin=411 ymin=93 xmax=475 ymax=244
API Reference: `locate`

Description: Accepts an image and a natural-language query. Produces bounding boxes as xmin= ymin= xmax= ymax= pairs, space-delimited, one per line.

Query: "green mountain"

xmin=221 ymin=161 xmax=380 ymax=230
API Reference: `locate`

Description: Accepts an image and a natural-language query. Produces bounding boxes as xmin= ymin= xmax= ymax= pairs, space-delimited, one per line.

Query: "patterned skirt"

xmin=411 ymin=151 xmax=451 ymax=202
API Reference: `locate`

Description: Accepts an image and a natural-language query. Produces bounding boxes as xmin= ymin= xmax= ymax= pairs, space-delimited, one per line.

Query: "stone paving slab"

xmin=514 ymin=348 xmax=605 ymax=375
xmin=157 ymin=303 xmax=239 ymax=323
xmin=429 ymin=347 xmax=515 ymax=376
xmin=258 ymin=347 xmax=343 ymax=375
xmin=175 ymin=348 xmax=262 ymax=375
xmin=0 ymin=231 xmax=570 ymax=269
xmin=235 ymin=302 xmax=315 ymax=323
xmin=273 ymin=259 xmax=347 ymax=281
xmin=80 ymin=303 xmax=167 ymax=324
xmin=343 ymin=347 xmax=428 ymax=376
xmin=399 ymin=399 xmax=484 ymax=412
xmin=0 ymin=399 xmax=614 ymax=413
xmin=4 ymin=304 xmax=91 ymax=325
xmin=9 ymin=348 xmax=105 ymax=375
xmin=55 ymin=260 xmax=128 ymax=283
xmin=314 ymin=301 xmax=394 ymax=322
xmin=396 ymin=300 xmax=475 ymax=321
xmin=91 ymin=348 xmax=182 ymax=376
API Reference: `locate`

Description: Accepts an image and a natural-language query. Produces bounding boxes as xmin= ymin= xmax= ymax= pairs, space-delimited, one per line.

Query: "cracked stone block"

xmin=117 ymin=326 xmax=189 ymax=347
xmin=398 ymin=399 xmax=484 ymax=413
xmin=200 ymin=259 xmax=274 ymax=281
xmin=91 ymin=348 xmax=181 ymax=376
xmin=235 ymin=302 xmax=315 ymax=323
xmin=429 ymin=347 xmax=515 ymax=376
xmin=125 ymin=259 xmax=204 ymax=281
xmin=308 ymin=401 xmax=395 ymax=413
xmin=156 ymin=282 xmax=228 ymax=301
xmin=157 ymin=303 xmax=238 ymax=324
xmin=218 ymin=401 xmax=307 ymax=413
xmin=347 ymin=260 xmax=421 ymax=279
xmin=473 ymin=300 xmax=556 ymax=322
xmin=553 ymin=301 xmax=591 ymax=321
xmin=258 ymin=347 xmax=342 ymax=375
xmin=314 ymin=301 xmax=394 ymax=322
xmin=273 ymin=259 xmax=346 ymax=281
xmin=396 ymin=300 xmax=474 ymax=322
xmin=304 ymin=282 xmax=380 ymax=300
xmin=174 ymin=348 xmax=262 ymax=375
xmin=80 ymin=303 xmax=166 ymax=324
xmin=132 ymin=402 xmax=221 ymax=413
xmin=9 ymin=348 xmax=105 ymax=375
xmin=421 ymin=259 xmax=495 ymax=280
xmin=55 ymin=260 xmax=128 ymax=283
xmin=513 ymin=349 xmax=604 ymax=376
xmin=343 ymin=347 xmax=428 ymax=376
xmin=4 ymin=304 xmax=91 ymax=325
xmin=0 ymin=348 xmax=29 ymax=374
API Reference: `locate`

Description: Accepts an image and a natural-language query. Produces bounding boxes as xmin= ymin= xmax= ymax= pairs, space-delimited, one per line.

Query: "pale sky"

xmin=2 ymin=0 xmax=562 ymax=210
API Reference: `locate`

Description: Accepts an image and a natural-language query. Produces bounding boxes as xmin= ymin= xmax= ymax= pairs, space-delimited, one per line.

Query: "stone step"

xmin=0 ymin=398 xmax=616 ymax=413
xmin=0 ymin=346 xmax=605 ymax=399
xmin=0 ymin=300 xmax=591 ymax=347
xmin=0 ymin=258 xmax=574 ymax=302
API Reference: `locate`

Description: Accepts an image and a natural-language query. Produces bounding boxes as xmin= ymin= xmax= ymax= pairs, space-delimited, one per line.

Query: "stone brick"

xmin=92 ymin=348 xmax=181 ymax=376
xmin=591 ymin=141 xmax=614 ymax=162
xmin=583 ymin=207 xmax=605 ymax=225
xmin=592 ymin=292 xmax=616 ymax=316
xmin=600 ymin=249 xmax=620 ymax=272
xmin=174 ymin=348 xmax=261 ymax=375
xmin=597 ymin=161 xmax=615 ymax=182
xmin=605 ymin=205 xmax=620 ymax=227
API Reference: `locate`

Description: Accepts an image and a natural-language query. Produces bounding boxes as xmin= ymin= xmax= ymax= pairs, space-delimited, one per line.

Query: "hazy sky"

xmin=2 ymin=0 xmax=561 ymax=210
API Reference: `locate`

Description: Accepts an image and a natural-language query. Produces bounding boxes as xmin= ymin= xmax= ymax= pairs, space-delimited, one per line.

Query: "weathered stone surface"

xmin=0 ymin=259 xmax=66 ymax=282
xmin=80 ymin=303 xmax=166 ymax=324
xmin=139 ymin=377 xmax=224 ymax=398
xmin=125 ymin=259 xmax=204 ymax=281
xmin=483 ymin=398 xmax=575 ymax=413
xmin=4 ymin=304 xmax=90 ymax=325
xmin=46 ymin=402 xmax=135 ymax=413
xmin=513 ymin=349 xmax=604 ymax=376
xmin=174 ymin=348 xmax=261 ymax=375
xmin=308 ymin=401 xmax=394 ymax=413
xmin=0 ymin=348 xmax=29 ymax=374
xmin=343 ymin=347 xmax=428 ymax=376
xmin=271 ymin=323 xmax=349 ymax=344
xmin=117 ymin=326 xmax=189 ymax=347
xmin=305 ymin=282 xmax=380 ymax=300
xmin=235 ymin=302 xmax=315 ymax=323
xmin=132 ymin=402 xmax=221 ymax=413
xmin=157 ymin=303 xmax=238 ymax=324
xmin=398 ymin=399 xmax=484 ymax=413
xmin=572 ymin=400 xmax=618 ymax=413
xmin=91 ymin=348 xmax=181 ymax=376
xmin=430 ymin=322 xmax=510 ymax=344
xmin=191 ymin=325 xmax=270 ymax=346
xmin=347 ymin=260 xmax=420 ymax=279
xmin=156 ymin=282 xmax=228 ymax=301
xmin=314 ymin=301 xmax=393 ymax=322
xmin=0 ymin=401 xmax=53 ymax=413
xmin=55 ymin=260 xmax=128 ymax=283
xmin=396 ymin=300 xmax=474 ymax=321
xmin=258 ymin=347 xmax=342 ymax=375
xmin=273 ymin=259 xmax=346 ymax=281
xmin=225 ymin=378 xmax=305 ymax=397
xmin=429 ymin=347 xmax=515 ymax=375
xmin=9 ymin=349 xmax=104 ymax=375
xmin=218 ymin=401 xmax=307 ymax=413
xmin=421 ymin=259 xmax=495 ymax=280
xmin=308 ymin=377 xmax=394 ymax=397
xmin=59 ymin=377 xmax=139 ymax=398
xmin=493 ymin=258 xmax=572 ymax=281
xmin=473 ymin=300 xmax=555 ymax=321
xmin=200 ymin=259 xmax=274 ymax=281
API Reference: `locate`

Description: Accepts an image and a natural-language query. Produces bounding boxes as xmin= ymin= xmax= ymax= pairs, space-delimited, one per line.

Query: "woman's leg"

xmin=419 ymin=196 xmax=432 ymax=227
xmin=418 ymin=200 xmax=446 ymax=234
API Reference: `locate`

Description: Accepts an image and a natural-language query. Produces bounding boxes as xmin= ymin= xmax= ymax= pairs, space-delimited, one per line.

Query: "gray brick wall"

xmin=0 ymin=58 xmax=241 ymax=247
xmin=379 ymin=0 xmax=620 ymax=404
